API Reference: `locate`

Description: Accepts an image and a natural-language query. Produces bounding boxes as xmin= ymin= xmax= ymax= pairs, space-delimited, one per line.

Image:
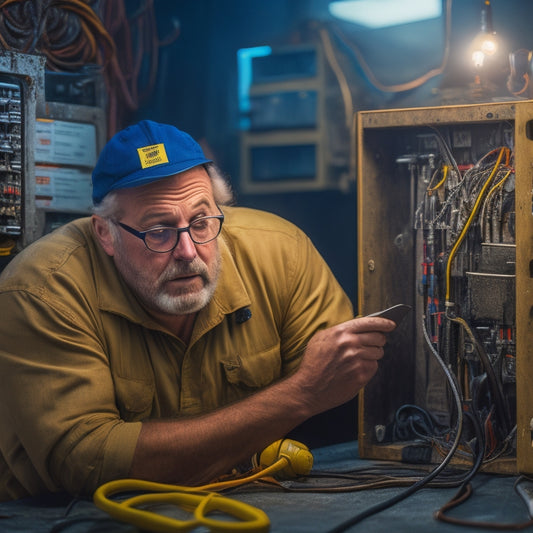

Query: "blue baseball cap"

xmin=92 ymin=120 xmax=211 ymax=204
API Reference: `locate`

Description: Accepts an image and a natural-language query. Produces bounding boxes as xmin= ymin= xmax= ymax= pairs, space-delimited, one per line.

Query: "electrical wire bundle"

xmin=96 ymin=0 xmax=180 ymax=134
xmin=410 ymin=129 xmax=517 ymax=468
xmin=0 ymin=0 xmax=114 ymax=69
xmin=0 ymin=0 xmax=180 ymax=135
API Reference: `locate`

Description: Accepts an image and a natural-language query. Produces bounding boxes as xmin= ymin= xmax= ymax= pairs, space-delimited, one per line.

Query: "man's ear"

xmin=92 ymin=215 xmax=116 ymax=256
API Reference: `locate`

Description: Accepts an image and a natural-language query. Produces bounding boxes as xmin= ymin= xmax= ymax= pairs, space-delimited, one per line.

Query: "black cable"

xmin=393 ymin=404 xmax=442 ymax=442
xmin=324 ymin=318 xmax=464 ymax=533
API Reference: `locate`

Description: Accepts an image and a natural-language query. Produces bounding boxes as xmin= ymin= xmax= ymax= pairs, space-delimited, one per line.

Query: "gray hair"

xmin=92 ymin=163 xmax=234 ymax=219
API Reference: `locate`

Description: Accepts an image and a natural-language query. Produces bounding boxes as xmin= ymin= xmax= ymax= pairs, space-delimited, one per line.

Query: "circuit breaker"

xmin=356 ymin=101 xmax=533 ymax=475
xmin=0 ymin=78 xmax=23 ymax=242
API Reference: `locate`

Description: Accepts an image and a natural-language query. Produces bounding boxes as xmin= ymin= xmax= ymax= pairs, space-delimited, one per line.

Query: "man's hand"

xmin=292 ymin=317 xmax=396 ymax=416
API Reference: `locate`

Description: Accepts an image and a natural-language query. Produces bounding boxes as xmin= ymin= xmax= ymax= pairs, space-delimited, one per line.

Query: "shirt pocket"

xmin=113 ymin=375 xmax=155 ymax=421
xmin=221 ymin=343 xmax=282 ymax=390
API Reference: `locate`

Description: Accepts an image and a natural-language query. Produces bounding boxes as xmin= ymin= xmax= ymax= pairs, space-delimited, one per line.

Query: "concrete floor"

xmin=0 ymin=441 xmax=530 ymax=533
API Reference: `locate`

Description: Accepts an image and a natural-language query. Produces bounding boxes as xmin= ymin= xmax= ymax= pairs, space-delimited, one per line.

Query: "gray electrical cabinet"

xmin=0 ymin=50 xmax=106 ymax=268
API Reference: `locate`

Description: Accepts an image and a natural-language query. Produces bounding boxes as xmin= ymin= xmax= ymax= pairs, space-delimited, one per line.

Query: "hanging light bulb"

xmin=470 ymin=0 xmax=498 ymax=68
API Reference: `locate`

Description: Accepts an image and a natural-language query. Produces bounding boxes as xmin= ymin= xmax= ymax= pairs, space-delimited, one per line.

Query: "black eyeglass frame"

xmin=115 ymin=212 xmax=224 ymax=253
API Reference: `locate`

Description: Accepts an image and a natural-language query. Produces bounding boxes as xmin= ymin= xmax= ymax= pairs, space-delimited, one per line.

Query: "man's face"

xmin=99 ymin=166 xmax=221 ymax=317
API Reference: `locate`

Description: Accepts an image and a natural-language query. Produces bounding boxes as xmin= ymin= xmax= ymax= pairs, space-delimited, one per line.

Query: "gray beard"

xmin=114 ymin=245 xmax=221 ymax=317
xmin=138 ymin=256 xmax=221 ymax=315
xmin=151 ymin=261 xmax=220 ymax=314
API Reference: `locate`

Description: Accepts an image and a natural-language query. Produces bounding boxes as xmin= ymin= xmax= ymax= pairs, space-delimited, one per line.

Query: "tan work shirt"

xmin=0 ymin=206 xmax=353 ymax=500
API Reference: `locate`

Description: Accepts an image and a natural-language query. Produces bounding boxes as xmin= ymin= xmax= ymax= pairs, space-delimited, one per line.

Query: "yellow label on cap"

xmin=137 ymin=143 xmax=169 ymax=169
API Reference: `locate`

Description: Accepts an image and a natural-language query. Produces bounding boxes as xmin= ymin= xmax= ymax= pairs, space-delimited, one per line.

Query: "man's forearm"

xmin=129 ymin=315 xmax=394 ymax=485
xmin=129 ymin=374 xmax=312 ymax=485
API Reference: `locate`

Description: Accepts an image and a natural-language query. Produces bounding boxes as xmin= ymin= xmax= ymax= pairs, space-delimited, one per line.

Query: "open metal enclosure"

xmin=356 ymin=101 xmax=533 ymax=474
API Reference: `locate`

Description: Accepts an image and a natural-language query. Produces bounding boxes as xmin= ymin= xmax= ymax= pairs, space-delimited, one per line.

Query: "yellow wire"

xmin=199 ymin=457 xmax=289 ymax=491
xmin=445 ymin=147 xmax=506 ymax=301
xmin=485 ymin=168 xmax=512 ymax=199
xmin=93 ymin=458 xmax=289 ymax=532
xmin=0 ymin=239 xmax=15 ymax=256
xmin=427 ymin=164 xmax=449 ymax=193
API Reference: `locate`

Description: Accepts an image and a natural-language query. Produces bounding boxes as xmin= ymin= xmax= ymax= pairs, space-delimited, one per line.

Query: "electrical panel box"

xmin=0 ymin=51 xmax=45 ymax=264
xmin=356 ymin=101 xmax=533 ymax=475
xmin=0 ymin=51 xmax=106 ymax=269
xmin=240 ymin=45 xmax=350 ymax=193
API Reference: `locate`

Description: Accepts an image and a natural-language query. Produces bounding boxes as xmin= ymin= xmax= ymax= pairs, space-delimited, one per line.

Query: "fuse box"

xmin=0 ymin=51 xmax=45 ymax=262
xmin=356 ymin=101 xmax=533 ymax=474
xmin=0 ymin=52 xmax=106 ymax=267
xmin=0 ymin=78 xmax=23 ymax=240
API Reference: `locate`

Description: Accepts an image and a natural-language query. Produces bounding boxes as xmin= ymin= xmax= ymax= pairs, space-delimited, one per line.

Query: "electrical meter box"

xmin=356 ymin=101 xmax=533 ymax=475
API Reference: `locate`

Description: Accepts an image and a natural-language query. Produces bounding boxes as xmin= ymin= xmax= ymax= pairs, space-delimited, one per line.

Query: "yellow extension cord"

xmin=94 ymin=440 xmax=313 ymax=533
xmin=93 ymin=462 xmax=288 ymax=532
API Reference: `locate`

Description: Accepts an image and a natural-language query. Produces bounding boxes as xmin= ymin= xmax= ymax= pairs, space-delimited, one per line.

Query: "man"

xmin=0 ymin=120 xmax=394 ymax=500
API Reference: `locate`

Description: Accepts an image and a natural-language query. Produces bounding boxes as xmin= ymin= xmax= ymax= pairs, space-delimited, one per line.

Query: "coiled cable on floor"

xmin=94 ymin=438 xmax=313 ymax=533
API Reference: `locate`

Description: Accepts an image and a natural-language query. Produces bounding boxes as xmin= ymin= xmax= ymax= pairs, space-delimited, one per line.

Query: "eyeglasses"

xmin=116 ymin=214 xmax=224 ymax=253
